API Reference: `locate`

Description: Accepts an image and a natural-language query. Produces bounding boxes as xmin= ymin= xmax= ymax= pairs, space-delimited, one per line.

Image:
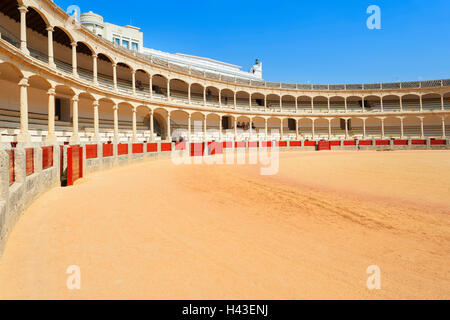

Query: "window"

xmin=122 ymin=39 xmax=129 ymax=49
xmin=113 ymin=37 xmax=120 ymax=45
xmin=132 ymin=42 xmax=139 ymax=51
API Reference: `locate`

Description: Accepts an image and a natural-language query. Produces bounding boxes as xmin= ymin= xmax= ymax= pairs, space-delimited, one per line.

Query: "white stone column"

xmin=19 ymin=6 xmax=29 ymax=55
xmin=280 ymin=118 xmax=283 ymax=139
xmin=47 ymin=26 xmax=56 ymax=68
xmin=419 ymin=116 xmax=424 ymax=138
xmin=344 ymin=98 xmax=347 ymax=112
xmin=380 ymin=96 xmax=384 ymax=112
xmin=113 ymin=104 xmax=119 ymax=142
xmin=442 ymin=116 xmax=446 ymax=138
xmin=17 ymin=77 xmax=30 ymax=143
xmin=167 ymin=79 xmax=171 ymax=101
xmin=400 ymin=96 xmax=403 ymax=112
xmin=149 ymin=75 xmax=153 ymax=99
xmin=234 ymin=92 xmax=237 ymax=109
xmin=93 ymin=100 xmax=99 ymax=141
xmin=131 ymin=70 xmax=136 ymax=95
xmin=113 ymin=64 xmax=118 ymax=91
xmin=362 ymin=118 xmax=367 ymax=139
xmin=265 ymin=118 xmax=268 ymax=139
xmin=150 ymin=110 xmax=154 ymax=141
xmin=219 ymin=91 xmax=222 ymax=108
xmin=441 ymin=94 xmax=445 ymax=111
xmin=264 ymin=95 xmax=267 ymax=111
xmin=327 ymin=98 xmax=330 ymax=113
xmin=344 ymin=118 xmax=349 ymax=139
xmin=92 ymin=54 xmax=98 ymax=85
xmin=132 ymin=107 xmax=137 ymax=142
xmin=295 ymin=98 xmax=298 ymax=112
xmin=311 ymin=98 xmax=314 ymax=112
xmin=46 ymin=88 xmax=56 ymax=142
xmin=249 ymin=117 xmax=253 ymax=136
xmin=71 ymin=41 xmax=78 ymax=77
xmin=361 ymin=97 xmax=365 ymax=112
xmin=187 ymin=114 xmax=191 ymax=141
xmin=399 ymin=117 xmax=404 ymax=139
xmin=219 ymin=115 xmax=223 ymax=140
xmin=70 ymin=95 xmax=79 ymax=143
xmin=279 ymin=96 xmax=282 ymax=112
xmin=327 ymin=118 xmax=332 ymax=138
xmin=249 ymin=95 xmax=252 ymax=111
xmin=203 ymin=115 xmax=207 ymax=142
xmin=296 ymin=118 xmax=299 ymax=140
xmin=380 ymin=117 xmax=385 ymax=138
xmin=419 ymin=95 xmax=423 ymax=112
xmin=311 ymin=118 xmax=316 ymax=139
xmin=203 ymin=87 xmax=207 ymax=106
xmin=188 ymin=85 xmax=191 ymax=104
xmin=167 ymin=112 xmax=171 ymax=141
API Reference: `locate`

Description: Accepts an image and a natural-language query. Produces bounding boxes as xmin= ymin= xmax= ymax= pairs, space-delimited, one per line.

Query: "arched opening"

xmin=76 ymin=42 xmax=94 ymax=82
xmin=136 ymin=105 xmax=151 ymax=141
xmin=330 ymin=118 xmax=343 ymax=138
xmin=297 ymin=96 xmax=312 ymax=112
xmin=266 ymin=94 xmax=280 ymax=112
xmin=236 ymin=91 xmax=250 ymax=110
xmin=206 ymin=113 xmax=221 ymax=141
xmin=152 ymin=75 xmax=168 ymax=100
xmin=402 ymin=94 xmax=420 ymax=111
xmin=153 ymin=108 xmax=169 ymax=140
xmin=314 ymin=118 xmax=328 ymax=138
xmin=190 ymin=83 xmax=204 ymax=105
xmin=191 ymin=112 xmax=205 ymax=141
xmin=252 ymin=116 xmax=265 ymax=138
xmin=169 ymin=79 xmax=189 ymax=102
xmin=0 ymin=0 xmax=22 ymax=48
xmin=25 ymin=7 xmax=49 ymax=62
xmin=330 ymin=96 xmax=345 ymax=113
xmin=251 ymin=92 xmax=265 ymax=111
xmin=220 ymin=89 xmax=234 ymax=108
xmin=236 ymin=115 xmax=251 ymax=139
xmin=282 ymin=95 xmax=296 ymax=112
xmin=298 ymin=118 xmax=313 ymax=139
xmin=78 ymin=92 xmax=96 ymax=138
xmin=116 ymin=63 xmax=133 ymax=94
xmin=346 ymin=96 xmax=363 ymax=112
xmin=169 ymin=109 xmax=189 ymax=141
xmin=384 ymin=116 xmax=401 ymax=138
xmin=365 ymin=95 xmax=381 ymax=112
xmin=350 ymin=118 xmax=363 ymax=138
xmin=205 ymin=86 xmax=219 ymax=107
xmin=98 ymin=98 xmax=115 ymax=142
xmin=52 ymin=27 xmax=74 ymax=73
xmin=403 ymin=116 xmax=421 ymax=137
xmin=0 ymin=63 xmax=22 ymax=131
xmin=365 ymin=117 xmax=380 ymax=138
xmin=135 ymin=70 xmax=150 ymax=97
xmin=382 ymin=95 xmax=401 ymax=112
xmin=444 ymin=92 xmax=450 ymax=110
xmin=312 ymin=96 xmax=328 ymax=112
xmin=423 ymin=114 xmax=443 ymax=137
xmin=422 ymin=93 xmax=441 ymax=111
xmin=117 ymin=102 xmax=133 ymax=141
xmin=97 ymin=54 xmax=114 ymax=89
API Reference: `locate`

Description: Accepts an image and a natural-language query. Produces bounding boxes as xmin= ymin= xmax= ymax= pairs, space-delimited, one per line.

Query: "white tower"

xmin=250 ymin=59 xmax=263 ymax=79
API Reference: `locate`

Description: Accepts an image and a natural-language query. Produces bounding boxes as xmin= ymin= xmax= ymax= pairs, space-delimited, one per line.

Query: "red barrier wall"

xmin=248 ymin=141 xmax=259 ymax=148
xmin=235 ymin=141 xmax=245 ymax=148
xmin=330 ymin=141 xmax=341 ymax=146
xmin=260 ymin=141 xmax=273 ymax=147
xmin=161 ymin=143 xmax=172 ymax=152
xmin=412 ymin=140 xmax=426 ymax=145
xmin=117 ymin=144 xmax=128 ymax=155
xmin=25 ymin=148 xmax=34 ymax=176
xmin=147 ymin=143 xmax=158 ymax=153
xmin=223 ymin=141 xmax=233 ymax=149
xmin=376 ymin=140 xmax=390 ymax=146
xmin=86 ymin=144 xmax=98 ymax=159
xmin=209 ymin=142 xmax=223 ymax=155
xmin=358 ymin=140 xmax=372 ymax=146
xmin=103 ymin=144 xmax=113 ymax=157
xmin=344 ymin=140 xmax=356 ymax=146
xmin=7 ymin=150 xmax=14 ymax=185
xmin=190 ymin=143 xmax=204 ymax=156
xmin=393 ymin=140 xmax=408 ymax=146
xmin=132 ymin=143 xmax=144 ymax=154
xmin=175 ymin=142 xmax=185 ymax=151
xmin=67 ymin=146 xmax=83 ymax=186
xmin=289 ymin=141 xmax=300 ymax=147
xmin=430 ymin=139 xmax=446 ymax=145
xmin=276 ymin=141 xmax=288 ymax=147
xmin=318 ymin=141 xmax=331 ymax=151
xmin=304 ymin=141 xmax=316 ymax=147
xmin=42 ymin=146 xmax=53 ymax=170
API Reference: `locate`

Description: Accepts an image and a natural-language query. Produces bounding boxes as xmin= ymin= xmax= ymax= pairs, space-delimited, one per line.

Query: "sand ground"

xmin=0 ymin=150 xmax=449 ymax=299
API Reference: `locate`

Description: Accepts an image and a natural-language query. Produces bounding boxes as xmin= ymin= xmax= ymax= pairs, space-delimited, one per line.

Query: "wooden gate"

xmin=317 ymin=141 xmax=331 ymax=151
xmin=67 ymin=145 xmax=83 ymax=186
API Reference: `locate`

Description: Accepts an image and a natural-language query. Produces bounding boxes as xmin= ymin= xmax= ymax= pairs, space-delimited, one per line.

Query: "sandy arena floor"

xmin=0 ymin=150 xmax=449 ymax=299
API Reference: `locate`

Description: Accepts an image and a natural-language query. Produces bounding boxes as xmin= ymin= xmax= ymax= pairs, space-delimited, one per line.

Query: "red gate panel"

xmin=344 ymin=140 xmax=356 ymax=146
xmin=289 ymin=141 xmax=301 ymax=147
xmin=25 ymin=148 xmax=34 ymax=176
xmin=147 ymin=143 xmax=158 ymax=152
xmin=7 ymin=150 xmax=14 ymax=185
xmin=67 ymin=146 xmax=83 ymax=186
xmin=223 ymin=141 xmax=233 ymax=149
xmin=86 ymin=144 xmax=98 ymax=159
xmin=190 ymin=143 xmax=204 ymax=156
xmin=411 ymin=139 xmax=426 ymax=145
xmin=103 ymin=144 xmax=113 ymax=157
xmin=430 ymin=139 xmax=446 ymax=145
xmin=376 ymin=140 xmax=390 ymax=146
xmin=304 ymin=141 xmax=316 ymax=147
xmin=276 ymin=141 xmax=287 ymax=147
xmin=330 ymin=141 xmax=341 ymax=146
xmin=132 ymin=143 xmax=144 ymax=153
xmin=235 ymin=141 xmax=245 ymax=149
xmin=318 ymin=141 xmax=331 ymax=151
xmin=42 ymin=146 xmax=53 ymax=169
xmin=161 ymin=143 xmax=172 ymax=152
xmin=208 ymin=142 xmax=223 ymax=155
xmin=358 ymin=140 xmax=372 ymax=146
xmin=248 ymin=141 xmax=259 ymax=148
xmin=393 ymin=140 xmax=408 ymax=145
xmin=118 ymin=144 xmax=128 ymax=155
xmin=175 ymin=142 xmax=185 ymax=151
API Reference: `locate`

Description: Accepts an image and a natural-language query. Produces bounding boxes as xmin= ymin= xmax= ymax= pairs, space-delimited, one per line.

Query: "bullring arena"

xmin=0 ymin=0 xmax=449 ymax=300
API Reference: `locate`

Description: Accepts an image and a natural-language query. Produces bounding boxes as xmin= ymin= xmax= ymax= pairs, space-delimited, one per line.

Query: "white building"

xmin=80 ymin=11 xmax=262 ymax=80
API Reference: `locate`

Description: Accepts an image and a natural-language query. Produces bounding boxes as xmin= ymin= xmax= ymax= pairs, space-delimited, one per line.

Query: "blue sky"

xmin=55 ymin=0 xmax=450 ymax=84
